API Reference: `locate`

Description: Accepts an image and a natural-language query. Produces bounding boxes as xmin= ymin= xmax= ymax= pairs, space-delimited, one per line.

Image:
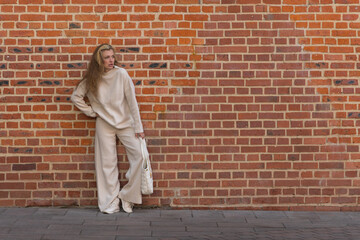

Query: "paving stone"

xmin=217 ymin=218 xmax=248 ymax=226
xmin=43 ymin=218 xmax=86 ymax=225
xmin=93 ymin=213 xmax=119 ymax=220
xmin=151 ymin=221 xmax=185 ymax=226
xmin=44 ymin=228 xmax=82 ymax=235
xmin=124 ymin=216 xmax=164 ymax=222
xmin=281 ymin=219 xmax=313 ymax=228
xmin=151 ymin=226 xmax=186 ymax=232
xmin=217 ymin=221 xmax=253 ymax=227
xmin=0 ymin=207 xmax=358 ymax=240
xmin=152 ymin=231 xmax=201 ymax=237
xmin=130 ymin=209 xmax=161 ymax=217
xmin=81 ymin=228 xmax=118 ymax=236
xmin=169 ymin=237 xmax=198 ymax=240
xmin=0 ymin=218 xmax=18 ymax=227
xmin=65 ymin=208 xmax=99 ymax=217
xmin=105 ymin=211 xmax=128 ymax=217
xmin=192 ymin=210 xmax=225 ymax=219
xmin=186 ymin=234 xmax=234 ymax=240
xmin=43 ymin=234 xmax=116 ymax=240
xmin=33 ymin=208 xmax=68 ymax=216
xmin=0 ymin=227 xmax=10 ymax=234
xmin=0 ymin=234 xmax=43 ymax=240
xmin=83 ymin=219 xmax=118 ymax=226
xmin=254 ymin=227 xmax=288 ymax=232
xmin=117 ymin=226 xmax=151 ymax=231
xmin=116 ymin=220 xmax=151 ymax=227
xmin=347 ymin=221 xmax=360 ymax=227
xmin=222 ymin=210 xmax=255 ymax=218
xmin=347 ymin=212 xmax=360 ymax=219
xmin=161 ymin=210 xmax=192 ymax=218
xmin=12 ymin=219 xmax=52 ymax=227
xmin=222 ymin=233 xmax=256 ymax=240
xmin=180 ymin=217 xmax=222 ymax=223
xmin=115 ymin=237 xmax=156 ymax=240
xmin=151 ymin=217 xmax=183 ymax=222
xmin=180 ymin=220 xmax=219 ymax=227
xmin=48 ymin=224 xmax=83 ymax=230
xmin=245 ymin=219 xmax=285 ymax=228
xmin=254 ymin=211 xmax=288 ymax=219
xmin=186 ymin=226 xmax=222 ymax=232
xmin=315 ymin=212 xmax=349 ymax=220
xmin=116 ymin=228 xmax=152 ymax=236
xmin=8 ymin=227 xmax=48 ymax=235
xmin=83 ymin=225 xmax=118 ymax=231
xmin=219 ymin=226 xmax=255 ymax=233
xmin=284 ymin=211 xmax=320 ymax=220
xmin=3 ymin=207 xmax=38 ymax=216
xmin=307 ymin=221 xmax=349 ymax=228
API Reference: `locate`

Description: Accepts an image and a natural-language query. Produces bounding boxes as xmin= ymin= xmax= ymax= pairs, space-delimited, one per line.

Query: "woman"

xmin=71 ymin=44 xmax=145 ymax=214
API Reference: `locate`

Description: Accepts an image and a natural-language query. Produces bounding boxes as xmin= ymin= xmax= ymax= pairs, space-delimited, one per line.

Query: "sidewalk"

xmin=0 ymin=207 xmax=359 ymax=240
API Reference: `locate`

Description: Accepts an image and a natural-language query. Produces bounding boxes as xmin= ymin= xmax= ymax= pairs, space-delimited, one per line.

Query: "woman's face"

xmin=101 ymin=49 xmax=115 ymax=72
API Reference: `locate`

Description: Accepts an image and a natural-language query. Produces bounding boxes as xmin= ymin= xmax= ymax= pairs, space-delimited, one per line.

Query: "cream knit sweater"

xmin=71 ymin=66 xmax=143 ymax=133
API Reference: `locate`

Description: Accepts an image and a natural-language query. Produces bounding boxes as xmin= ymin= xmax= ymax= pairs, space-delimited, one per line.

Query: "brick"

xmin=52 ymin=164 xmax=78 ymax=171
xmin=171 ymin=30 xmax=196 ymax=37
xmin=10 ymin=191 xmax=31 ymax=198
xmin=62 ymin=130 xmax=88 ymax=136
xmin=9 ymin=130 xmax=34 ymax=137
xmin=212 ymin=113 xmax=236 ymax=121
xmin=0 ymin=0 xmax=359 ymax=210
xmin=34 ymin=147 xmax=59 ymax=154
xmin=267 ymin=162 xmax=291 ymax=169
xmin=320 ymin=162 xmax=344 ymax=169
xmin=20 ymin=14 xmax=45 ymax=21
xmin=221 ymin=180 xmax=246 ymax=187
xmin=12 ymin=164 xmax=36 ymax=171
xmin=10 ymin=30 xmax=35 ymax=37
xmin=169 ymin=180 xmax=194 ymax=188
xmin=63 ymin=181 xmax=87 ymax=188
xmin=20 ymin=173 xmax=41 ymax=180
xmin=0 ymin=182 xmax=24 ymax=189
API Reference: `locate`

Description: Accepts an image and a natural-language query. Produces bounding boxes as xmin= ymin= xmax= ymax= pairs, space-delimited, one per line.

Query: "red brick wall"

xmin=1 ymin=0 xmax=360 ymax=210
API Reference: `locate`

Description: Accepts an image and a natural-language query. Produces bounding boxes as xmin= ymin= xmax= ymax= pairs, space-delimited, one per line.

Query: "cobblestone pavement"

xmin=0 ymin=207 xmax=359 ymax=240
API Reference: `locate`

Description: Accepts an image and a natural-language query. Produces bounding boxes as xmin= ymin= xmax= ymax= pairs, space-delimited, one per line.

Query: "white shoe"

xmin=103 ymin=198 xmax=120 ymax=214
xmin=121 ymin=199 xmax=133 ymax=213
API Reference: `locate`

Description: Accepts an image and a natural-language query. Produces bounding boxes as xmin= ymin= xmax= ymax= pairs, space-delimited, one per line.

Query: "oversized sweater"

xmin=71 ymin=66 xmax=143 ymax=133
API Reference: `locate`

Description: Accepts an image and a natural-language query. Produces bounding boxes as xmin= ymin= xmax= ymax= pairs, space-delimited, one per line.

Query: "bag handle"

xmin=140 ymin=138 xmax=149 ymax=169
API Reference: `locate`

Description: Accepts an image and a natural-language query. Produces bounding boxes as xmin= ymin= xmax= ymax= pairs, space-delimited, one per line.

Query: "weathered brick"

xmin=12 ymin=164 xmax=36 ymax=171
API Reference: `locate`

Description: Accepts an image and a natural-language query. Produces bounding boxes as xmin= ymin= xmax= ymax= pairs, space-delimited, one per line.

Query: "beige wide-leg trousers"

xmin=95 ymin=117 xmax=142 ymax=212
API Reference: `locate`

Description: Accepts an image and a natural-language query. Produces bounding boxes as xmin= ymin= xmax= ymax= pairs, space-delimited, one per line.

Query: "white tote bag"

xmin=140 ymin=138 xmax=153 ymax=195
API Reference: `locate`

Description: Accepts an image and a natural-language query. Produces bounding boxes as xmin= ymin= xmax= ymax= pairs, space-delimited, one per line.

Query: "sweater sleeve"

xmin=123 ymin=70 xmax=144 ymax=133
xmin=71 ymin=80 xmax=97 ymax=118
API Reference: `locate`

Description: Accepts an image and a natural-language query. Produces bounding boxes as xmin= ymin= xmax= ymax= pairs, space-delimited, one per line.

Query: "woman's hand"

xmin=135 ymin=132 xmax=145 ymax=139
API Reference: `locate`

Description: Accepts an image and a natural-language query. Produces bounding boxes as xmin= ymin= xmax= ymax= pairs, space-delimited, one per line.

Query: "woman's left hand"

xmin=135 ymin=132 xmax=145 ymax=139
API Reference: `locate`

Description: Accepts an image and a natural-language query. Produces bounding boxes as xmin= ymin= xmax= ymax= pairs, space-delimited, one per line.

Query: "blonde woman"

xmin=71 ymin=44 xmax=144 ymax=214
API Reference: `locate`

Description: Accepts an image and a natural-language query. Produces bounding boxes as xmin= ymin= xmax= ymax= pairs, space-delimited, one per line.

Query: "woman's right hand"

xmin=135 ymin=132 xmax=145 ymax=139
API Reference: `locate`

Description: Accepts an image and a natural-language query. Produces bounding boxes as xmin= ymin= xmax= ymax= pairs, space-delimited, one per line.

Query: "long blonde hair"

xmin=82 ymin=44 xmax=119 ymax=96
